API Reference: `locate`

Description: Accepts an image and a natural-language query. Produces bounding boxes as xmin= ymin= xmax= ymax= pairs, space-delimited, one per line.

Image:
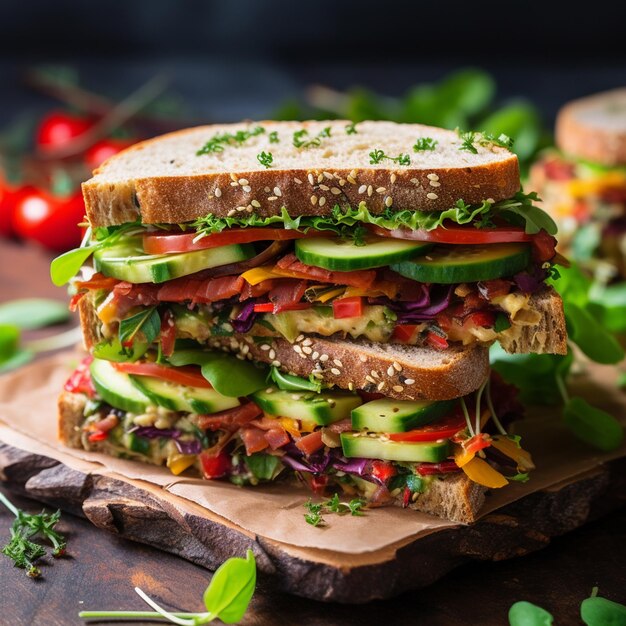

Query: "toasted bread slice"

xmin=82 ymin=120 xmax=520 ymax=227
xmin=57 ymin=389 xmax=485 ymax=523
xmin=556 ymin=89 xmax=626 ymax=166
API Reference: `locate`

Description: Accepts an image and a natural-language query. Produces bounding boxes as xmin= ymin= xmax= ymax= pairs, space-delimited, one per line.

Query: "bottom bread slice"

xmin=58 ymin=390 xmax=486 ymax=524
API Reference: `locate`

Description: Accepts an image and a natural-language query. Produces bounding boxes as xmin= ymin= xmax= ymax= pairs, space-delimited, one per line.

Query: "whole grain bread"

xmin=57 ymin=389 xmax=484 ymax=523
xmin=556 ymin=89 xmax=626 ymax=166
xmin=77 ymin=293 xmax=489 ymax=401
xmin=82 ymin=121 xmax=520 ymax=227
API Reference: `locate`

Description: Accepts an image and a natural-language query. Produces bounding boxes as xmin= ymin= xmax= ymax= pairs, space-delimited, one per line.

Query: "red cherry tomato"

xmin=36 ymin=111 xmax=93 ymax=151
xmin=12 ymin=189 xmax=85 ymax=250
xmin=85 ymin=138 xmax=134 ymax=170
xmin=332 ymin=296 xmax=363 ymax=319
xmin=0 ymin=181 xmax=34 ymax=237
xmin=200 ymin=450 xmax=232 ymax=479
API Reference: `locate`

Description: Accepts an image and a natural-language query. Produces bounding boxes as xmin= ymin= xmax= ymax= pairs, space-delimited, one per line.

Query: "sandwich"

xmin=54 ymin=121 xmax=566 ymax=523
xmin=530 ymin=89 xmax=626 ymax=281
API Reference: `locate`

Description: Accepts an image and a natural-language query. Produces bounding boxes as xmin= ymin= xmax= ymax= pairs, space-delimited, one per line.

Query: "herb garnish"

xmin=458 ymin=129 xmax=514 ymax=154
xmin=413 ymin=137 xmax=438 ymax=152
xmin=80 ymin=550 xmax=256 ymax=624
xmin=0 ymin=492 xmax=67 ymax=578
xmin=369 ymin=149 xmax=411 ymax=166
xmin=303 ymin=495 xmax=366 ymax=526
xmin=268 ymin=131 xmax=279 ymax=143
xmin=256 ymin=151 xmax=273 ymax=169
xmin=345 ymin=122 xmax=358 ymax=135
xmin=293 ymin=127 xmax=331 ymax=149
xmin=196 ymin=126 xmax=265 ymax=155
xmin=119 ymin=307 xmax=161 ymax=348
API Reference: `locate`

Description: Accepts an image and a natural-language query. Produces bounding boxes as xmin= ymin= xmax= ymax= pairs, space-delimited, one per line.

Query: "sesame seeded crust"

xmin=556 ymin=89 xmax=626 ymax=166
xmin=82 ymin=120 xmax=520 ymax=227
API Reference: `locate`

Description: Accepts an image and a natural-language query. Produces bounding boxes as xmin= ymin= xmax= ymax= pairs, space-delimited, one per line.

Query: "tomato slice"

xmin=389 ymin=412 xmax=466 ymax=442
xmin=391 ymin=324 xmax=420 ymax=343
xmin=199 ymin=450 xmax=231 ymax=479
xmin=425 ymin=331 xmax=449 ymax=350
xmin=253 ymin=302 xmax=312 ymax=313
xmin=112 ymin=361 xmax=211 ymax=388
xmin=370 ymin=460 xmax=397 ymax=482
xmin=332 ymin=296 xmax=363 ymax=319
xmin=143 ymin=228 xmax=319 ymax=254
xmin=64 ymin=356 xmax=96 ymax=397
xmin=368 ymin=223 xmax=532 ymax=245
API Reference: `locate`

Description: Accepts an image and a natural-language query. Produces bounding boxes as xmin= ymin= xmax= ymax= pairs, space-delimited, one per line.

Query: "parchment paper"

xmin=0 ymin=350 xmax=624 ymax=554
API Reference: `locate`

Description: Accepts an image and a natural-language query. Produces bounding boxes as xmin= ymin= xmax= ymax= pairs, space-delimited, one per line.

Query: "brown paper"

xmin=0 ymin=350 xmax=625 ymax=554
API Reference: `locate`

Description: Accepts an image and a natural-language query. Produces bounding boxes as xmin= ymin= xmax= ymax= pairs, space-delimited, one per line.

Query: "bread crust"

xmin=82 ymin=121 xmax=520 ymax=227
xmin=556 ymin=89 xmax=626 ymax=166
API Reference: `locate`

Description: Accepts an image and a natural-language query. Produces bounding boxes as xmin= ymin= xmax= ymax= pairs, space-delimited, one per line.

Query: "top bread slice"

xmin=82 ymin=120 xmax=520 ymax=227
xmin=556 ymin=89 xmax=626 ymax=166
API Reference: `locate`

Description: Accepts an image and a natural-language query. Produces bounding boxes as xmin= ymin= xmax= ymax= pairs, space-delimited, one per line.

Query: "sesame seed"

xmin=215 ymin=187 xmax=222 ymax=197
xmin=427 ymin=192 xmax=439 ymax=200
xmin=350 ymin=169 xmax=357 ymax=179
xmin=426 ymin=173 xmax=439 ymax=181
xmin=385 ymin=196 xmax=393 ymax=207
xmin=333 ymin=359 xmax=343 ymax=367
xmin=358 ymin=185 xmax=367 ymax=194
xmin=323 ymin=171 xmax=333 ymax=180
xmin=486 ymin=197 xmax=495 ymax=204
xmin=320 ymin=354 xmax=329 ymax=362
xmin=269 ymin=349 xmax=276 ymax=360
xmin=367 ymin=185 xmax=373 ymax=197
xmin=227 ymin=209 xmax=236 ymax=216
xmin=308 ymin=173 xmax=315 ymax=185
xmin=338 ymin=179 xmax=346 ymax=186
xmin=246 ymin=205 xmax=253 ymax=212
xmin=410 ymin=178 xmax=419 ymax=185
xmin=319 ymin=184 xmax=330 ymax=191
xmin=393 ymin=385 xmax=404 ymax=393
xmin=319 ymin=197 xmax=326 ymax=206
xmin=268 ymin=196 xmax=278 ymax=201
xmin=251 ymin=199 xmax=261 ymax=208
xmin=242 ymin=185 xmax=252 ymax=193
xmin=239 ymin=178 xmax=249 ymax=186
xmin=230 ymin=173 xmax=238 ymax=182
xmin=359 ymin=354 xmax=367 ymax=362
xmin=371 ymin=370 xmax=380 ymax=379
xmin=365 ymin=375 xmax=376 ymax=384
xmin=387 ymin=366 xmax=395 ymax=377
xmin=331 ymin=187 xmax=341 ymax=195
xmin=376 ymin=186 xmax=386 ymax=194
xmin=236 ymin=205 xmax=247 ymax=212
xmin=260 ymin=344 xmax=271 ymax=351
xmin=391 ymin=173 xmax=397 ymax=183
xmin=294 ymin=178 xmax=303 ymax=184
xmin=293 ymin=345 xmax=303 ymax=354
xmin=311 ymin=351 xmax=319 ymax=360
xmin=347 ymin=176 xmax=357 ymax=185
xmin=348 ymin=382 xmax=354 ymax=391
xmin=310 ymin=195 xmax=318 ymax=205
xmin=271 ymin=360 xmax=281 ymax=367
xmin=317 ymin=174 xmax=324 ymax=183
xmin=404 ymin=378 xmax=415 ymax=385
xmin=377 ymin=382 xmax=385 ymax=391
xmin=273 ymin=186 xmax=282 ymax=196
xmin=241 ymin=344 xmax=250 ymax=354
xmin=302 ymin=338 xmax=313 ymax=346
xmin=322 ymin=149 xmax=333 ymax=158
xmin=312 ymin=371 xmax=323 ymax=379
xmin=264 ymin=186 xmax=271 ymax=193
xmin=393 ymin=362 xmax=402 ymax=371
xmin=429 ymin=181 xmax=441 ymax=187
xmin=302 ymin=346 xmax=313 ymax=355
xmin=331 ymin=368 xmax=341 ymax=375
xmin=296 ymin=335 xmax=305 ymax=342
xmin=230 ymin=181 xmax=239 ymax=187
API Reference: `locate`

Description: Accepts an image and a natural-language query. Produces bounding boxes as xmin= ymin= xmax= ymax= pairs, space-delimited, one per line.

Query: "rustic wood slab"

xmin=2 ymin=440 xmax=625 ymax=603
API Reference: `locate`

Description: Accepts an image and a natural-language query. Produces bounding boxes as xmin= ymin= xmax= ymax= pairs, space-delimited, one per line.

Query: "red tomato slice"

xmin=112 ymin=361 xmax=211 ymax=388
xmin=253 ymin=302 xmax=312 ymax=313
xmin=143 ymin=228 xmax=319 ymax=254
xmin=368 ymin=224 xmax=532 ymax=245
xmin=389 ymin=413 xmax=466 ymax=442
xmin=332 ymin=296 xmax=363 ymax=319
xmin=295 ymin=430 xmax=324 ymax=455
xmin=425 ymin=331 xmax=449 ymax=350
xmin=370 ymin=460 xmax=397 ymax=482
xmin=199 ymin=450 xmax=231 ymax=479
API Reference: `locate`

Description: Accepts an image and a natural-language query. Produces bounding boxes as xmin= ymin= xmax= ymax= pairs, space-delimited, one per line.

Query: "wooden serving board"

xmin=2 ymin=441 xmax=625 ymax=603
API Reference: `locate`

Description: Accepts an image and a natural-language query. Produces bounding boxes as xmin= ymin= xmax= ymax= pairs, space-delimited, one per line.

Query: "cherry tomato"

xmin=12 ymin=189 xmax=85 ymax=250
xmin=370 ymin=460 xmax=397 ymax=483
xmin=388 ymin=412 xmax=466 ymax=442
xmin=332 ymin=296 xmax=363 ymax=319
xmin=143 ymin=228 xmax=319 ymax=255
xmin=85 ymin=138 xmax=134 ymax=170
xmin=368 ymin=223 xmax=532 ymax=245
xmin=0 ymin=181 xmax=34 ymax=237
xmin=112 ymin=361 xmax=212 ymax=388
xmin=199 ymin=450 xmax=231 ymax=479
xmin=36 ymin=111 xmax=92 ymax=151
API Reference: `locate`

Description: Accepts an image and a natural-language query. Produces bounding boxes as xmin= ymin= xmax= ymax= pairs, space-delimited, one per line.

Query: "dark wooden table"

xmin=1 ymin=238 xmax=625 ymax=625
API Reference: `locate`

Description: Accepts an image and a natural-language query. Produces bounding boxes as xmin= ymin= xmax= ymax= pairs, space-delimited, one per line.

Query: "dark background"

xmin=1 ymin=0 xmax=625 ymax=125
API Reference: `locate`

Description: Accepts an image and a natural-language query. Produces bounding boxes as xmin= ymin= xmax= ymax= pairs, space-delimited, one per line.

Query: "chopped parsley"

xmin=345 ymin=122 xmax=358 ymax=135
xmin=457 ymin=129 xmax=514 ymax=154
xmin=304 ymin=495 xmax=366 ymax=527
xmin=257 ymin=151 xmax=273 ymax=169
xmin=293 ymin=127 xmax=332 ymax=149
xmin=197 ymin=126 xmax=265 ymax=155
xmin=369 ymin=149 xmax=411 ymax=166
xmin=268 ymin=131 xmax=279 ymax=144
xmin=413 ymin=137 xmax=438 ymax=152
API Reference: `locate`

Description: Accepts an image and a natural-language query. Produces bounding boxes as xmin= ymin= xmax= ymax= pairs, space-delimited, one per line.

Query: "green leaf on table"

xmin=563 ymin=397 xmax=624 ymax=452
xmin=169 ymin=350 xmax=268 ymax=397
xmin=119 ymin=308 xmax=160 ymax=346
xmin=50 ymin=246 xmax=97 ymax=286
xmin=581 ymin=591 xmax=626 ymax=625
xmin=203 ymin=549 xmax=256 ymax=624
xmin=0 ymin=299 xmax=69 ymax=329
xmin=508 ymin=600 xmax=553 ymax=626
xmin=565 ymin=303 xmax=624 ymax=364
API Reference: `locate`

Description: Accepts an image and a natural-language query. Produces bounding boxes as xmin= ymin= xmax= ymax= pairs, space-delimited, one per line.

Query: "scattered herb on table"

xmin=0 ymin=491 xmax=67 ymax=578
xmin=303 ymin=495 xmax=366 ymax=527
xmin=79 ymin=550 xmax=256 ymax=624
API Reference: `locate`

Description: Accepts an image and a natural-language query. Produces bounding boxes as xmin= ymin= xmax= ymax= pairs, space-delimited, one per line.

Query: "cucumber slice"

xmin=252 ymin=387 xmax=362 ymax=425
xmin=351 ymin=399 xmax=456 ymax=433
xmin=90 ymin=358 xmax=151 ymax=413
xmin=294 ymin=236 xmax=432 ymax=271
xmin=341 ymin=433 xmax=449 ymax=463
xmin=123 ymin=431 xmax=151 ymax=455
xmin=129 ymin=376 xmax=240 ymax=414
xmin=94 ymin=241 xmax=254 ymax=284
xmin=391 ymin=243 xmax=531 ymax=284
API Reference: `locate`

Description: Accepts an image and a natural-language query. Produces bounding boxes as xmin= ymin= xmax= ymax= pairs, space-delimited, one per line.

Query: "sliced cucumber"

xmin=351 ymin=399 xmax=456 ymax=433
xmin=129 ymin=376 xmax=240 ymax=414
xmin=294 ymin=236 xmax=432 ymax=271
xmin=252 ymin=387 xmax=362 ymax=425
xmin=123 ymin=431 xmax=151 ymax=455
xmin=341 ymin=433 xmax=449 ymax=463
xmin=94 ymin=240 xmax=254 ymax=284
xmin=90 ymin=358 xmax=151 ymax=413
xmin=391 ymin=243 xmax=531 ymax=284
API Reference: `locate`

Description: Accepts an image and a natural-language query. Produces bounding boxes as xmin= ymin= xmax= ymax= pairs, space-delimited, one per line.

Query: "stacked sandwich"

xmin=54 ymin=121 xmax=567 ymax=523
xmin=530 ymin=89 xmax=626 ymax=280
